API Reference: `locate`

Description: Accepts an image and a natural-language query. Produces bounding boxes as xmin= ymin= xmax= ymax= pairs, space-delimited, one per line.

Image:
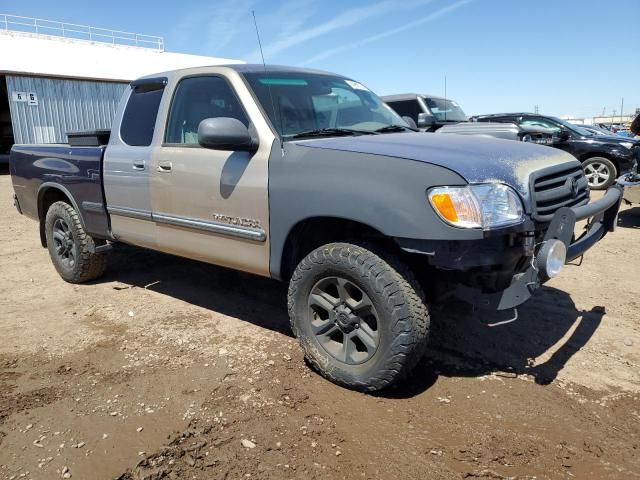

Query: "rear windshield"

xmin=423 ymin=97 xmax=467 ymax=122
xmin=120 ymin=87 xmax=164 ymax=146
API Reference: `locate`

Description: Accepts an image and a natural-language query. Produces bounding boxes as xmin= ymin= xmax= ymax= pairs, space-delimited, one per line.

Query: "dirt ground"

xmin=0 ymin=165 xmax=639 ymax=480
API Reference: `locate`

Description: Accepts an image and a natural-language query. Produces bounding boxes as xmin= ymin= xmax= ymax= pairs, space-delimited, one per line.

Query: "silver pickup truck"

xmin=10 ymin=65 xmax=623 ymax=391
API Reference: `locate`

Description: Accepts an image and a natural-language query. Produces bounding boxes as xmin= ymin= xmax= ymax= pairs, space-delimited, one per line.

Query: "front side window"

xmin=120 ymin=86 xmax=164 ymax=146
xmin=165 ymin=76 xmax=249 ymax=145
xmin=242 ymin=72 xmax=407 ymax=138
xmin=387 ymin=100 xmax=422 ymax=121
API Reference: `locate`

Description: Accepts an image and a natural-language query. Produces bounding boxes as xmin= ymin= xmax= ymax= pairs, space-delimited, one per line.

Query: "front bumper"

xmin=462 ymin=185 xmax=623 ymax=310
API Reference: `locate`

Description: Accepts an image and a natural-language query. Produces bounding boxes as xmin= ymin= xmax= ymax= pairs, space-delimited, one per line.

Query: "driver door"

xmin=150 ymin=74 xmax=272 ymax=276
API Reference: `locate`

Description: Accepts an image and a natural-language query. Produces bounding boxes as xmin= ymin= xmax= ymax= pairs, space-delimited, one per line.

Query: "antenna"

xmin=444 ymin=75 xmax=447 ymax=122
xmin=252 ymin=11 xmax=282 ymax=147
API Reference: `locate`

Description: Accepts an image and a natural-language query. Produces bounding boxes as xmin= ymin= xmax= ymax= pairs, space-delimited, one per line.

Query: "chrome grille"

xmin=530 ymin=164 xmax=589 ymax=222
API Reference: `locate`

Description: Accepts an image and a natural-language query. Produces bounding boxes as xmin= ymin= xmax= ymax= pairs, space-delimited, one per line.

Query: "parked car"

xmin=471 ymin=113 xmax=639 ymax=190
xmin=10 ymin=65 xmax=622 ymax=392
xmin=381 ymin=93 xmax=467 ymax=131
xmin=383 ymin=94 xmax=554 ymax=145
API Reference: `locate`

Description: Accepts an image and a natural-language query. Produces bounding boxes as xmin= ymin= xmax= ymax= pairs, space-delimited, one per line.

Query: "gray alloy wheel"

xmin=308 ymin=276 xmax=380 ymax=365
xmin=583 ymin=157 xmax=616 ymax=190
xmin=52 ymin=217 xmax=77 ymax=269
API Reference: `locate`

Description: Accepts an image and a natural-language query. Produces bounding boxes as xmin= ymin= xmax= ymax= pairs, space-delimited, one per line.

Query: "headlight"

xmin=620 ymin=142 xmax=634 ymax=150
xmin=428 ymin=184 xmax=524 ymax=229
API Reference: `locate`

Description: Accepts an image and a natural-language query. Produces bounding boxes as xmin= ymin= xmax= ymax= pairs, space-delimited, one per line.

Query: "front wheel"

xmin=583 ymin=157 xmax=616 ymax=190
xmin=288 ymin=243 xmax=430 ymax=392
xmin=45 ymin=201 xmax=107 ymax=283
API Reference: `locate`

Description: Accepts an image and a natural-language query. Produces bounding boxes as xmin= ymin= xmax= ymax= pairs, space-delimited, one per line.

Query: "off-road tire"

xmin=288 ymin=242 xmax=430 ymax=392
xmin=45 ymin=201 xmax=107 ymax=283
xmin=583 ymin=156 xmax=616 ymax=190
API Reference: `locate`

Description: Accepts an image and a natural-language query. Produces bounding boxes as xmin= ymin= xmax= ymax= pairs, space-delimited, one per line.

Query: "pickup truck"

xmin=381 ymin=93 xmax=468 ymax=131
xmin=10 ymin=64 xmax=623 ymax=392
xmin=382 ymin=93 xmax=555 ymax=145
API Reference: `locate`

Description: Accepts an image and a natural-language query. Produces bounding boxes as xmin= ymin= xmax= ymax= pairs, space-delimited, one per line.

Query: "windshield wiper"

xmin=290 ymin=128 xmax=377 ymax=139
xmin=375 ymin=124 xmax=416 ymax=133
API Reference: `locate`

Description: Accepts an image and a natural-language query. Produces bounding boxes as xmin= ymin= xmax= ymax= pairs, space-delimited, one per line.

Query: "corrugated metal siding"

xmin=6 ymin=75 xmax=127 ymax=144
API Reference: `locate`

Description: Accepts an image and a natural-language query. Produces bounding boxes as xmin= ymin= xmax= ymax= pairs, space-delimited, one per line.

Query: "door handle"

xmin=158 ymin=161 xmax=173 ymax=172
xmin=132 ymin=160 xmax=145 ymax=171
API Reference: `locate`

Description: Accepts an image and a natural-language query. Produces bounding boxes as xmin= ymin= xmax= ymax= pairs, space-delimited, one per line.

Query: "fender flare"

xmin=37 ymin=182 xmax=88 ymax=247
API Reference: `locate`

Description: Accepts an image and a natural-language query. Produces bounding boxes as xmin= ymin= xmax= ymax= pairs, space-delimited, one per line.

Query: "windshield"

xmin=423 ymin=97 xmax=467 ymax=122
xmin=242 ymin=72 xmax=408 ymax=139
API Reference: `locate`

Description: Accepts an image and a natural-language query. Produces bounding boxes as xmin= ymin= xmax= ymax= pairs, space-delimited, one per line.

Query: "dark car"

xmin=471 ymin=113 xmax=639 ymax=190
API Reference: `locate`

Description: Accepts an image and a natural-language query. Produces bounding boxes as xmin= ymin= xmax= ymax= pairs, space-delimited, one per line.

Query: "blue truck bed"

xmin=10 ymin=144 xmax=111 ymax=242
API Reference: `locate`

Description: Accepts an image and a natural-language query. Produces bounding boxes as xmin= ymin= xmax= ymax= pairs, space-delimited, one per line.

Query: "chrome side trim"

xmin=107 ymin=205 xmax=152 ymax=221
xmin=82 ymin=201 xmax=104 ymax=213
xmin=153 ymin=213 xmax=266 ymax=242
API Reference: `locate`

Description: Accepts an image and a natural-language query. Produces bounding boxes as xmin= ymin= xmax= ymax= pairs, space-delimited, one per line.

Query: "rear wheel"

xmin=583 ymin=157 xmax=616 ymax=190
xmin=288 ymin=242 xmax=430 ymax=392
xmin=45 ymin=201 xmax=107 ymax=283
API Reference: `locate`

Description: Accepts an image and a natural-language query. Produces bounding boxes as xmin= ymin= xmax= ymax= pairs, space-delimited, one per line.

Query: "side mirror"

xmin=198 ymin=117 xmax=258 ymax=152
xmin=417 ymin=112 xmax=437 ymax=129
xmin=559 ymin=129 xmax=571 ymax=141
xmin=402 ymin=116 xmax=418 ymax=130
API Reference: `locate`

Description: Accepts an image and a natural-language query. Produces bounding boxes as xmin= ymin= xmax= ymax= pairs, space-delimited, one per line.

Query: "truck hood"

xmin=291 ymin=132 xmax=579 ymax=200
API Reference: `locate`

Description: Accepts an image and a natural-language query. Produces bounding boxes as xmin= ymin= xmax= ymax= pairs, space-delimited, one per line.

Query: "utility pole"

xmin=620 ymin=97 xmax=624 ymax=126
xmin=534 ymin=104 xmax=539 ymax=114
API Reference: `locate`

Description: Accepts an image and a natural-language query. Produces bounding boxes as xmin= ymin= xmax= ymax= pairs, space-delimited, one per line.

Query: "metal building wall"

xmin=5 ymin=75 xmax=127 ymax=144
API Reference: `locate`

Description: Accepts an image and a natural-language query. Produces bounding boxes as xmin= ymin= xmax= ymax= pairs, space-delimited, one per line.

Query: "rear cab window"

xmin=120 ymin=79 xmax=166 ymax=147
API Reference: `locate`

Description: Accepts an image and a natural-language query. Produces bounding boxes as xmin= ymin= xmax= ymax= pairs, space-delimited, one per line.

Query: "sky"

xmin=5 ymin=0 xmax=639 ymax=118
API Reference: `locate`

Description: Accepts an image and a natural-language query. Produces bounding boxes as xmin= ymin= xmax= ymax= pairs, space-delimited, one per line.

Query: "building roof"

xmin=0 ymin=30 xmax=243 ymax=82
